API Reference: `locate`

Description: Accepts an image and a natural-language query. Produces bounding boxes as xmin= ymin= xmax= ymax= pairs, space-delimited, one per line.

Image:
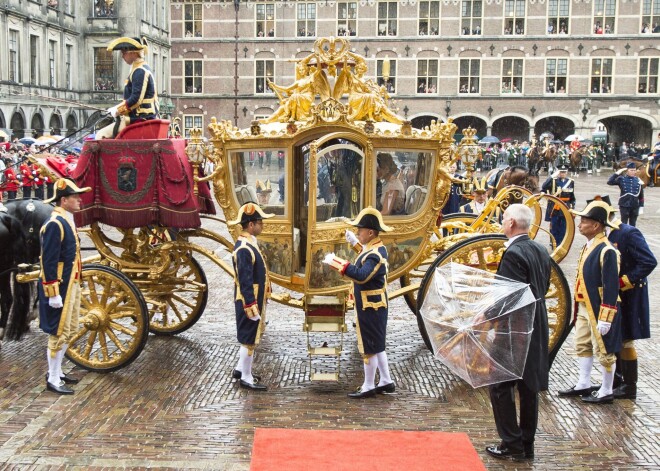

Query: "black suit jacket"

xmin=496 ymin=235 xmax=551 ymax=392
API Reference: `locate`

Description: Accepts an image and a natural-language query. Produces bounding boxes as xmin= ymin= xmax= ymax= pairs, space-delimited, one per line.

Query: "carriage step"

xmin=311 ymin=372 xmax=340 ymax=382
xmin=305 ymin=322 xmax=345 ymax=332
xmin=308 ymin=346 xmax=341 ymax=356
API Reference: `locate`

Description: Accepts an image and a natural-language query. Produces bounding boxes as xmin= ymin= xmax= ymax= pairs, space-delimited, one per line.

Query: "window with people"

xmin=256 ymin=3 xmax=276 ymax=38
xmin=642 ymin=1 xmax=660 ymax=33
xmin=459 ymin=58 xmax=480 ymax=93
xmin=419 ymin=1 xmax=440 ymax=36
xmin=590 ymin=58 xmax=613 ymax=94
xmin=417 ymin=59 xmax=438 ymax=94
xmin=297 ymin=2 xmax=316 ymax=37
xmin=503 ymin=0 xmax=525 ymax=35
xmin=547 ymin=0 xmax=569 ymax=34
xmin=230 ymin=149 xmax=287 ymax=216
xmin=461 ymin=0 xmax=482 ymax=35
xmin=184 ymin=60 xmax=203 ymax=94
xmin=375 ymin=150 xmax=433 ymax=217
xmin=501 ymin=58 xmax=523 ymax=94
xmin=638 ymin=57 xmax=658 ymax=94
xmin=184 ymin=3 xmax=203 ymax=38
xmin=337 ymin=2 xmax=357 ymax=36
xmin=377 ymin=1 xmax=398 ymax=36
xmin=377 ymin=59 xmax=396 ymax=94
xmin=593 ymin=0 xmax=615 ymax=34
xmin=546 ymin=58 xmax=568 ymax=93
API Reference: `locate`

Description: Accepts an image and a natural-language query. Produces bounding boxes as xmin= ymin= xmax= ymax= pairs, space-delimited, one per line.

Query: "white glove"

xmin=616 ymin=168 xmax=626 ymax=175
xmin=249 ymin=313 xmax=261 ymax=322
xmin=48 ymin=295 xmax=63 ymax=308
xmin=345 ymin=230 xmax=358 ymax=246
xmin=638 ymin=207 xmax=644 ymax=215
xmin=597 ymin=320 xmax=611 ymax=336
xmin=322 ymin=253 xmax=336 ymax=265
xmin=107 ymin=105 xmax=120 ymax=118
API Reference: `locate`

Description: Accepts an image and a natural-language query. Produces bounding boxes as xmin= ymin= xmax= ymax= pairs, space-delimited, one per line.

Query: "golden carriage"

xmin=20 ymin=37 xmax=574 ymax=379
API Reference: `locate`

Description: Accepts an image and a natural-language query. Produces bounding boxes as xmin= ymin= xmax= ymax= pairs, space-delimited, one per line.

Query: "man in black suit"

xmin=486 ymin=204 xmax=551 ymax=462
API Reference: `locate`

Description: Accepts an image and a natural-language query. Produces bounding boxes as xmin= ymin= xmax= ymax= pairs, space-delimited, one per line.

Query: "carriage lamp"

xmin=458 ymin=127 xmax=482 ymax=181
xmin=445 ymin=100 xmax=452 ymax=118
xmin=186 ymin=128 xmax=206 ymax=196
xmin=382 ymin=56 xmax=391 ymax=81
xmin=581 ymin=99 xmax=591 ymax=122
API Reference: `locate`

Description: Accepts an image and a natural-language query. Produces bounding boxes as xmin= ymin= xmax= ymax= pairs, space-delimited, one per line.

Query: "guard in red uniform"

xmin=32 ymin=163 xmax=44 ymax=199
xmin=2 ymin=161 xmax=20 ymax=200
xmin=19 ymin=161 xmax=34 ymax=198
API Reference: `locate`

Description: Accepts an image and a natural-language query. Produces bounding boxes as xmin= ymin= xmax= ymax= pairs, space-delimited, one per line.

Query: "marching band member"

xmin=607 ymin=162 xmax=644 ymax=227
xmin=228 ymin=203 xmax=274 ymax=391
xmin=32 ymin=162 xmax=44 ymax=199
xmin=324 ymin=207 xmax=395 ymax=398
xmin=19 ymin=160 xmax=34 ymax=198
xmin=2 ymin=158 xmax=20 ymax=200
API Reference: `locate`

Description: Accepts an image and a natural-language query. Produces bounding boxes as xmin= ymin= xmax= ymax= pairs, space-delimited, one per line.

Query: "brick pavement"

xmin=1 ymin=171 xmax=659 ymax=470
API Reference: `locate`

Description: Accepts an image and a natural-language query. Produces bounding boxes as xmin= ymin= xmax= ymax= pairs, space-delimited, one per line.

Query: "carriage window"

xmin=375 ymin=150 xmax=433 ymax=216
xmin=230 ymin=150 xmax=287 ymax=216
xmin=313 ymin=144 xmax=364 ymax=222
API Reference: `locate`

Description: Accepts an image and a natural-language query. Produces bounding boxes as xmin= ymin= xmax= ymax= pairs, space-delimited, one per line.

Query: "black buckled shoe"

xmin=232 ymin=369 xmax=261 ymax=382
xmin=581 ymin=391 xmax=614 ymax=404
xmin=557 ymin=385 xmax=597 ymax=397
xmin=239 ymin=379 xmax=267 ymax=391
xmin=46 ymin=380 xmax=74 ymax=395
xmin=375 ymin=382 xmax=396 ymax=394
xmin=485 ymin=445 xmax=527 ymax=461
xmin=45 ymin=373 xmax=79 ymax=385
xmin=347 ymin=386 xmax=377 ymax=399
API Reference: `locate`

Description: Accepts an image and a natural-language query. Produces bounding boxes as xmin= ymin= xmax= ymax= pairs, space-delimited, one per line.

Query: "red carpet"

xmin=250 ymin=428 xmax=486 ymax=471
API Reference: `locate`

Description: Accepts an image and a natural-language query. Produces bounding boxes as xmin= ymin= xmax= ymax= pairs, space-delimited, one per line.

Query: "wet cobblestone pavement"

xmin=1 ymin=172 xmax=659 ymax=470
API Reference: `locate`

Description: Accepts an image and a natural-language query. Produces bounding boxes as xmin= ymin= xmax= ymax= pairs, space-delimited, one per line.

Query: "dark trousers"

xmin=489 ymin=379 xmax=538 ymax=452
xmin=7 ymin=191 xmax=17 ymax=200
xmin=22 ymin=186 xmax=32 ymax=199
xmin=34 ymin=186 xmax=44 ymax=200
xmin=550 ymin=212 xmax=567 ymax=246
xmin=619 ymin=206 xmax=638 ymax=227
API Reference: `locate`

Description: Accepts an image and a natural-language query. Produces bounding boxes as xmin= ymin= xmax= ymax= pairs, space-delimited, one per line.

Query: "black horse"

xmin=0 ymin=211 xmax=31 ymax=341
xmin=1 ymin=199 xmax=54 ymax=341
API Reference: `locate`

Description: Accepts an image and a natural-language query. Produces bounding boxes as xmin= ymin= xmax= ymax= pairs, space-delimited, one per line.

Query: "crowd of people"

xmin=0 ymin=142 xmax=56 ymax=205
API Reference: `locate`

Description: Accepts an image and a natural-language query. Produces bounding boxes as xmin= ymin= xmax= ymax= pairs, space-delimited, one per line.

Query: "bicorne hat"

xmin=227 ymin=202 xmax=275 ymax=226
xmin=107 ymin=36 xmax=148 ymax=52
xmin=570 ymin=200 xmax=619 ymax=229
xmin=45 ymin=178 xmax=91 ymax=204
xmin=471 ymin=176 xmax=488 ymax=193
xmin=586 ymin=194 xmax=614 ymax=208
xmin=626 ymin=162 xmax=636 ymax=169
xmin=348 ymin=207 xmax=393 ymax=233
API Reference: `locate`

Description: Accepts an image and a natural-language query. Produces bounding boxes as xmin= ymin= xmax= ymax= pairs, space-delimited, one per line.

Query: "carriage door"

xmin=304 ymin=136 xmax=366 ymax=295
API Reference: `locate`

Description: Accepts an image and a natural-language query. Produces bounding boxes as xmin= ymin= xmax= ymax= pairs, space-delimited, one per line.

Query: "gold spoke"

xmin=105 ymin=328 xmax=127 ymax=353
xmin=83 ymin=331 xmax=97 ymax=359
xmin=98 ymin=331 xmax=110 ymax=362
xmin=167 ymin=299 xmax=185 ymax=322
xmin=86 ymin=276 xmax=100 ymax=304
xmin=68 ymin=326 xmax=88 ymax=346
xmin=171 ymin=293 xmax=196 ymax=309
xmin=109 ymin=321 xmax=137 ymax=337
xmin=100 ymin=279 xmax=113 ymax=306
xmin=109 ymin=309 xmax=140 ymax=320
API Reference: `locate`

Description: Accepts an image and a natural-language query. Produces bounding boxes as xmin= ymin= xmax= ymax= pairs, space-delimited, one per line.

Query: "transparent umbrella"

xmin=420 ymin=262 xmax=537 ymax=388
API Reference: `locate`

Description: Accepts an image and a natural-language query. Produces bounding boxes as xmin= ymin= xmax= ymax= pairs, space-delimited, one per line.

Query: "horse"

xmin=613 ymin=158 xmax=652 ymax=187
xmin=485 ymin=165 xmax=539 ymax=197
xmin=569 ymin=147 xmax=589 ymax=177
xmin=0 ymin=211 xmax=32 ymax=342
xmin=527 ymin=145 xmax=558 ymax=176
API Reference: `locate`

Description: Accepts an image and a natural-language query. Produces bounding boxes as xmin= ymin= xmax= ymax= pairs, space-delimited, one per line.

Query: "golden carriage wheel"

xmin=414 ymin=234 xmax=572 ymax=366
xmin=65 ymin=264 xmax=149 ymax=373
xmin=142 ymin=254 xmax=209 ymax=336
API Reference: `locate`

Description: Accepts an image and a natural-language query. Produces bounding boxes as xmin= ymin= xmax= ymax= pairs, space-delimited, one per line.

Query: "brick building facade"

xmin=170 ymin=0 xmax=659 ymax=146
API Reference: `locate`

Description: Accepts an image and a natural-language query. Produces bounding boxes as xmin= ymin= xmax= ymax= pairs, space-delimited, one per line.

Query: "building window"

xmin=62 ymin=0 xmax=71 ymax=15
xmin=594 ymin=0 xmax=616 ymax=34
xmin=9 ymin=30 xmax=19 ymax=83
xmin=255 ymin=60 xmax=274 ymax=94
xmin=638 ymin=58 xmax=658 ymax=93
xmin=642 ymin=0 xmax=660 ymax=33
xmin=152 ymin=0 xmax=158 ymax=26
xmin=459 ymin=59 xmax=480 ymax=93
xmin=377 ymin=59 xmax=396 ymax=93
xmin=417 ymin=59 xmax=438 ymax=94
xmin=183 ymin=115 xmax=203 ymax=138
xmin=461 ymin=1 xmax=482 ymax=35
xmin=184 ymin=60 xmax=203 ymax=94
xmin=547 ymin=0 xmax=569 ymax=34
xmin=337 ymin=2 xmax=357 ymax=36
xmin=94 ymin=0 xmax=115 ymax=17
xmin=419 ymin=1 xmax=440 ymax=36
xmin=297 ymin=3 xmax=316 ymax=37
xmin=30 ymin=36 xmax=39 ymax=86
xmin=590 ymin=58 xmax=613 ymax=93
xmin=184 ymin=3 xmax=202 ymax=37
xmin=377 ymin=1 xmax=398 ymax=36
xmin=49 ymin=40 xmax=56 ymax=88
xmin=546 ymin=58 xmax=567 ymax=93
xmin=502 ymin=58 xmax=523 ymax=93
xmin=94 ymin=47 xmax=115 ymax=91
xmin=504 ymin=0 xmax=525 ymax=35
xmin=65 ymin=45 xmax=72 ymax=89
xmin=256 ymin=3 xmax=275 ymax=38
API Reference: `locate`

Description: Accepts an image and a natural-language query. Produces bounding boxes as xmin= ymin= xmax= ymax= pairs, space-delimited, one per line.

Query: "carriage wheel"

xmin=143 ymin=255 xmax=209 ymax=336
xmin=414 ymin=234 xmax=572 ymax=364
xmin=66 ymin=264 xmax=149 ymax=373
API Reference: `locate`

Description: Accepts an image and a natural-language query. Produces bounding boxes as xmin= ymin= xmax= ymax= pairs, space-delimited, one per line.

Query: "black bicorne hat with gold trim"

xmin=471 ymin=176 xmax=488 ymax=193
xmin=570 ymin=200 xmax=619 ymax=229
xmin=45 ymin=178 xmax=92 ymax=204
xmin=348 ymin=207 xmax=393 ymax=233
xmin=227 ymin=202 xmax=275 ymax=226
xmin=107 ymin=36 xmax=148 ymax=52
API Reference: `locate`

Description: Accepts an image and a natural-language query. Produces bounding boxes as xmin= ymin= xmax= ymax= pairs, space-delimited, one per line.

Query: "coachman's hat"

xmin=227 ymin=202 xmax=274 ymax=226
xmin=471 ymin=176 xmax=488 ymax=193
xmin=570 ymin=200 xmax=619 ymax=229
xmin=348 ymin=207 xmax=393 ymax=233
xmin=586 ymin=194 xmax=613 ymax=208
xmin=107 ymin=36 xmax=149 ymax=52
xmin=45 ymin=178 xmax=91 ymax=204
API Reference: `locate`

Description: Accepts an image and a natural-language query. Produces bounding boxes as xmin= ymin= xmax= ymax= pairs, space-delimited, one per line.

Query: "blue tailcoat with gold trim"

xmin=574 ymin=234 xmax=622 ymax=353
xmin=38 ymin=207 xmax=82 ymax=335
xmin=343 ymin=240 xmax=388 ymax=354
xmin=122 ymin=60 xmax=158 ymax=123
xmin=232 ymin=235 xmax=268 ymax=345
xmin=608 ymin=224 xmax=657 ymax=340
